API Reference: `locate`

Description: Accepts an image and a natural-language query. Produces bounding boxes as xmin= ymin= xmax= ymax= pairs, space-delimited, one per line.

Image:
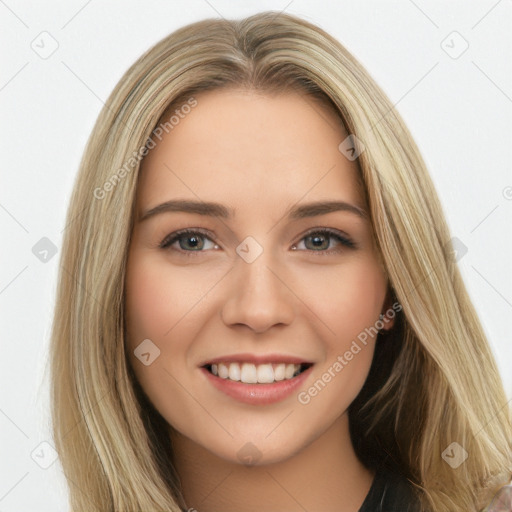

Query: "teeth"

xmin=228 ymin=362 xmax=241 ymax=381
xmin=218 ymin=363 xmax=229 ymax=379
xmin=257 ymin=363 xmax=274 ymax=383
xmin=285 ymin=363 xmax=296 ymax=379
xmin=241 ymin=363 xmax=258 ymax=383
xmin=274 ymin=363 xmax=285 ymax=381
xmin=210 ymin=362 xmax=303 ymax=383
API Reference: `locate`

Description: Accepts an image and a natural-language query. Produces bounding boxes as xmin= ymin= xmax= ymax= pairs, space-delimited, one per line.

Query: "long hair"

xmin=49 ymin=11 xmax=512 ymax=511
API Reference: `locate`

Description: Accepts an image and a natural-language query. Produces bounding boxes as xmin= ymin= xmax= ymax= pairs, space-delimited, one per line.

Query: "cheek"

xmin=309 ymin=258 xmax=387 ymax=343
xmin=125 ymin=252 xmax=207 ymax=348
xmin=296 ymin=259 xmax=386 ymax=410
xmin=125 ymin=261 xmax=170 ymax=346
xmin=124 ymin=252 xmax=194 ymax=398
xmin=124 ymin=252 xmax=207 ymax=428
xmin=124 ymin=249 xmax=226 ymax=392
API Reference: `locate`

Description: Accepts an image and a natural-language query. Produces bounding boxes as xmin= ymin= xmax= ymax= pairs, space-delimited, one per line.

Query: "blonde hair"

xmin=49 ymin=11 xmax=512 ymax=511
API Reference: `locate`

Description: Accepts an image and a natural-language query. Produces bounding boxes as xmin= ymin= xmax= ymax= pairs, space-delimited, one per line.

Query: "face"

xmin=125 ymin=88 xmax=393 ymax=465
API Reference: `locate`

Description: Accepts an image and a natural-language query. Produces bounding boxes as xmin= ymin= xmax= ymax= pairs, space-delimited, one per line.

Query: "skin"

xmin=125 ymin=88 xmax=395 ymax=512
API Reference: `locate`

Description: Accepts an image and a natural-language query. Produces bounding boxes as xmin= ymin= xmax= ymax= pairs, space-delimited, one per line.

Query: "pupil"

xmin=183 ymin=235 xmax=202 ymax=250
xmin=309 ymin=234 xmax=327 ymax=250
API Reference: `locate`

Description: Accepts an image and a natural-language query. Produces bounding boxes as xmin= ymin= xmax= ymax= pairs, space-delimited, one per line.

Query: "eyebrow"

xmin=138 ymin=199 xmax=367 ymax=223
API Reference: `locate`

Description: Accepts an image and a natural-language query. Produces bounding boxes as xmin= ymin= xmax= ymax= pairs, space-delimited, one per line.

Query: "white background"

xmin=1 ymin=1 xmax=511 ymax=510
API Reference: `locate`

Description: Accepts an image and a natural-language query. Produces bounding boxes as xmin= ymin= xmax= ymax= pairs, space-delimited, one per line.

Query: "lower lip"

xmin=201 ymin=365 xmax=313 ymax=405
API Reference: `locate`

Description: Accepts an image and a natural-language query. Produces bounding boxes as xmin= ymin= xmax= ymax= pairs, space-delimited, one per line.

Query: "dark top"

xmin=359 ymin=468 xmax=421 ymax=512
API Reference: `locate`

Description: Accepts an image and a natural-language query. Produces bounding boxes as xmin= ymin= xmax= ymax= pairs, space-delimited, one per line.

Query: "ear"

xmin=380 ymin=288 xmax=397 ymax=331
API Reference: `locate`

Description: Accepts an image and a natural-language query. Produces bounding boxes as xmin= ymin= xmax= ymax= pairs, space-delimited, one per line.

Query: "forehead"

xmin=136 ymin=88 xmax=364 ymax=213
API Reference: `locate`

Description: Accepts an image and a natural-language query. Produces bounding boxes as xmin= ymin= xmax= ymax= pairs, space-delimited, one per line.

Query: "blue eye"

xmin=159 ymin=228 xmax=356 ymax=256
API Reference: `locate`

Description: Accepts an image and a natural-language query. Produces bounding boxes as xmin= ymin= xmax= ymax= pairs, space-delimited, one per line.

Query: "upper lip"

xmin=200 ymin=353 xmax=314 ymax=367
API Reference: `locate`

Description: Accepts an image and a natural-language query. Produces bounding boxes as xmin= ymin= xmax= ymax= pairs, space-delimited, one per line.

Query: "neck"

xmin=170 ymin=414 xmax=374 ymax=512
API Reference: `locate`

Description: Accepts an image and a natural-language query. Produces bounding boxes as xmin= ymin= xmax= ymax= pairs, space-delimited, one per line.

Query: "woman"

xmin=49 ymin=11 xmax=512 ymax=512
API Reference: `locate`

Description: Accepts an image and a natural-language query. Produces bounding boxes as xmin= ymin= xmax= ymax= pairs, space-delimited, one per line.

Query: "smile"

xmin=201 ymin=361 xmax=314 ymax=405
xmin=206 ymin=362 xmax=312 ymax=384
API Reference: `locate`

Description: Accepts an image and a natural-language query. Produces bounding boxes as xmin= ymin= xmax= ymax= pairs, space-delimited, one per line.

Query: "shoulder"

xmin=359 ymin=467 xmax=422 ymax=512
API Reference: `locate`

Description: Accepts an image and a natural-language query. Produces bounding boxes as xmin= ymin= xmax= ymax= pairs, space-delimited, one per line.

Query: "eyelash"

xmin=159 ymin=228 xmax=356 ymax=256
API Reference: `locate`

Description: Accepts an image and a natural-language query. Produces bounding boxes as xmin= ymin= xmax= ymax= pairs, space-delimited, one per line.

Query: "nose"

xmin=220 ymin=249 xmax=296 ymax=334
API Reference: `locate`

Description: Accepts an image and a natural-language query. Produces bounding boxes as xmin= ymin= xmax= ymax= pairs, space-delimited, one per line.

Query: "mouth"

xmin=202 ymin=361 xmax=314 ymax=384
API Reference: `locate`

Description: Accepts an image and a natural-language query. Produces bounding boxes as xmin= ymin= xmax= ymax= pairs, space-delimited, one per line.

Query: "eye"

xmin=159 ymin=228 xmax=219 ymax=255
xmin=160 ymin=227 xmax=356 ymax=257
xmin=292 ymin=228 xmax=356 ymax=255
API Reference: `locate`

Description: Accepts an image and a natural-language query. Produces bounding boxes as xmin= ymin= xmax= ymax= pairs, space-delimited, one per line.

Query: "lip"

xmin=199 ymin=353 xmax=313 ymax=366
xmin=200 ymin=364 xmax=314 ymax=405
